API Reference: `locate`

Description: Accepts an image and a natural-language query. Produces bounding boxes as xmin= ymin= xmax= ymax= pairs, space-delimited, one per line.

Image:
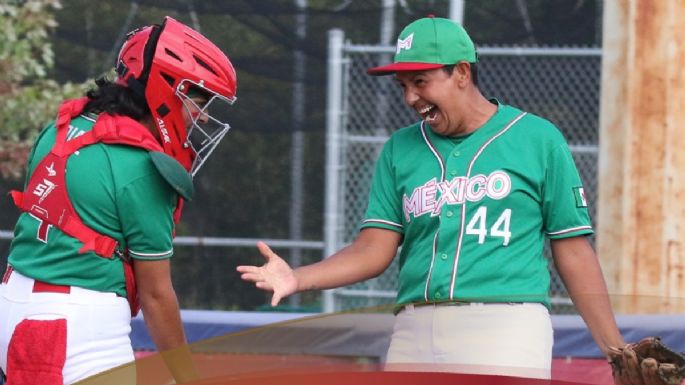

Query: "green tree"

xmin=0 ymin=0 xmax=84 ymax=179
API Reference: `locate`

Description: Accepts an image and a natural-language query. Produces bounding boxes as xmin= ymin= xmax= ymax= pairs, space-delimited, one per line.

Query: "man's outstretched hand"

xmin=237 ymin=241 xmax=299 ymax=306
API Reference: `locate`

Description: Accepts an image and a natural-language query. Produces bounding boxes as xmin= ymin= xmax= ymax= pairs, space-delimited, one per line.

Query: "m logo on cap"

xmin=396 ymin=33 xmax=414 ymax=54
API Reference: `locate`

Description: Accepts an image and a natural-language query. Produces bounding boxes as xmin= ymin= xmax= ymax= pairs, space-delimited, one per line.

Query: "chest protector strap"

xmin=10 ymin=97 xmax=183 ymax=316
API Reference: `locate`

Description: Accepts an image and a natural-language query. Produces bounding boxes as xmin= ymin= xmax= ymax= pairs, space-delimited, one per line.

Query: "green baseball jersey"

xmin=362 ymin=101 xmax=592 ymax=307
xmin=8 ymin=114 xmax=178 ymax=297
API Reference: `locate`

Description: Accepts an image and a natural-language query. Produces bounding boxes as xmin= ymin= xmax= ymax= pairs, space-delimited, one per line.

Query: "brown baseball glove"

xmin=608 ymin=337 xmax=685 ymax=385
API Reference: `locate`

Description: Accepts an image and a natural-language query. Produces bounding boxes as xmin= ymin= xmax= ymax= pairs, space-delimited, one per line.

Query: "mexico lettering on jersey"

xmin=402 ymin=172 xmax=511 ymax=221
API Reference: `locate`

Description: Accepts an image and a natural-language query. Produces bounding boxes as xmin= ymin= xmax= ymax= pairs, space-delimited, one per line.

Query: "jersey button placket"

xmin=437 ymin=149 xmax=463 ymax=303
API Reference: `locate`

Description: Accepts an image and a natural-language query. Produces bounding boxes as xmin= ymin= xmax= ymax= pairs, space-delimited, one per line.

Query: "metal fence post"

xmin=323 ymin=29 xmax=345 ymax=313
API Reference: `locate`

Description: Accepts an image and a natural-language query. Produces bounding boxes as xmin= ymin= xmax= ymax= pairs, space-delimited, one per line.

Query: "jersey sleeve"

xmin=361 ymin=140 xmax=404 ymax=234
xmin=542 ymin=142 xmax=594 ymax=239
xmin=117 ymin=171 xmax=177 ymax=260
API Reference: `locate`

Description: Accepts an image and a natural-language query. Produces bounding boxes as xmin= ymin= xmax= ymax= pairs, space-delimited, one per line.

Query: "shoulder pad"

xmin=149 ymin=151 xmax=194 ymax=201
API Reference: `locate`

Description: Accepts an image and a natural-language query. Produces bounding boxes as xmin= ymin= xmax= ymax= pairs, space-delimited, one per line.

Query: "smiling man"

xmin=238 ymin=16 xmax=628 ymax=380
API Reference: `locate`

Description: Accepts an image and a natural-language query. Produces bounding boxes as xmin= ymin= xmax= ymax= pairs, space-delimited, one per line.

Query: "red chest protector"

xmin=10 ymin=97 xmax=184 ymax=316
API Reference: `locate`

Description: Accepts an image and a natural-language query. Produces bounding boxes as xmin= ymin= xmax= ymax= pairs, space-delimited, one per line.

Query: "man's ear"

xmin=454 ymin=61 xmax=472 ymax=86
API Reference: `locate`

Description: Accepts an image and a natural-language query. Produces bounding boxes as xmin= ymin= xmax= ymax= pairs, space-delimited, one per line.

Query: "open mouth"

xmin=418 ymin=104 xmax=438 ymax=122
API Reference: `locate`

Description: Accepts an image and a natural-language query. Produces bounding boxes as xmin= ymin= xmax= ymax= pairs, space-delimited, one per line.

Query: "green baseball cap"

xmin=367 ymin=16 xmax=477 ymax=76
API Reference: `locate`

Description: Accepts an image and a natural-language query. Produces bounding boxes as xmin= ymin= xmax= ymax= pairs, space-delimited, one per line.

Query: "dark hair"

xmin=443 ymin=63 xmax=479 ymax=86
xmin=83 ymin=77 xmax=150 ymax=120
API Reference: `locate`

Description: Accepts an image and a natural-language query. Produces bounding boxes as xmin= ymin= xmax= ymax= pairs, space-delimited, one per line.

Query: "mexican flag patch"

xmin=573 ymin=186 xmax=587 ymax=207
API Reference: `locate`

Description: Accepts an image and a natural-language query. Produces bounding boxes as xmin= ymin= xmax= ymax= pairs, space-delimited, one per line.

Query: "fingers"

xmin=237 ymin=242 xmax=278 ymax=279
xmin=608 ymin=346 xmax=625 ymax=384
xmin=271 ymin=292 xmax=282 ymax=307
xmin=640 ymin=358 xmax=663 ymax=385
xmin=238 ymin=242 xmax=286 ymax=308
xmin=608 ymin=346 xmax=623 ymax=363
xmin=249 ymin=281 xmax=280 ymax=308
xmin=257 ymin=241 xmax=277 ymax=261
xmin=610 ymin=342 xmax=684 ymax=385
xmin=252 ymin=281 xmax=280 ymax=306
xmin=236 ymin=265 xmax=259 ymax=274
xmin=237 ymin=241 xmax=278 ymax=275
xmin=237 ymin=266 xmax=263 ymax=284
xmin=239 ymin=272 xmax=264 ymax=282
xmin=622 ymin=346 xmax=642 ymax=385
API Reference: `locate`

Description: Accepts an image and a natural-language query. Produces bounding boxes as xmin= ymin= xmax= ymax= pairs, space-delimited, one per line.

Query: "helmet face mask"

xmin=177 ymin=79 xmax=236 ymax=176
xmin=115 ymin=16 xmax=237 ymax=177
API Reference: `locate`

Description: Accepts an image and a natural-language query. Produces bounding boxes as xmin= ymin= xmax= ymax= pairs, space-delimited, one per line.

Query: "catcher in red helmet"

xmin=0 ymin=17 xmax=236 ymax=385
xmin=116 ymin=17 xmax=237 ymax=176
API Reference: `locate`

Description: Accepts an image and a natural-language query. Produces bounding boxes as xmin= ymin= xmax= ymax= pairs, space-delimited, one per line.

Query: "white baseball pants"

xmin=385 ymin=302 xmax=554 ymax=379
xmin=0 ymin=268 xmax=134 ymax=385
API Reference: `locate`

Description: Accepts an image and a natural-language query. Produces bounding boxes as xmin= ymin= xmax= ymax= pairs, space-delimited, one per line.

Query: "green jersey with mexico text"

xmin=8 ymin=114 xmax=178 ymax=297
xmin=362 ymin=101 xmax=592 ymax=307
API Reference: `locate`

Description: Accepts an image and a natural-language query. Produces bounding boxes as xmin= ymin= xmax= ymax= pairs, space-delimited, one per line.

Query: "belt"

xmin=416 ymin=301 xmax=473 ymax=307
xmin=397 ymin=301 xmax=527 ymax=314
xmin=2 ymin=265 xmax=71 ymax=294
xmin=415 ymin=301 xmax=524 ymax=307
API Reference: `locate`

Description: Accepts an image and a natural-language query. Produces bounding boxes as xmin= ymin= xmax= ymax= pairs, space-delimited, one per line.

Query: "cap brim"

xmin=367 ymin=62 xmax=446 ymax=76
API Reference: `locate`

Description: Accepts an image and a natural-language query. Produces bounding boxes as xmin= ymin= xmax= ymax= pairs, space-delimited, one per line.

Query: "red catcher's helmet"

xmin=115 ymin=16 xmax=237 ymax=176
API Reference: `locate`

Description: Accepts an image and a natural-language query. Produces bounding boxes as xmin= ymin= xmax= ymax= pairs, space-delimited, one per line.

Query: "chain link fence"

xmin=326 ymin=32 xmax=601 ymax=314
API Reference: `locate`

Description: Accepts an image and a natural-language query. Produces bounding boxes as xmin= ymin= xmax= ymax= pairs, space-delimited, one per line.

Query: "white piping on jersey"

xmin=419 ymin=120 xmax=446 ymax=301
xmin=80 ymin=114 xmax=96 ymax=123
xmin=448 ymin=112 xmax=527 ymax=301
xmin=424 ymin=231 xmax=440 ymax=301
xmin=546 ymin=225 xmax=592 ymax=236
xmin=363 ymin=218 xmax=403 ymax=229
xmin=420 ymin=121 xmax=446 ymax=182
xmin=128 ymin=249 xmax=173 ymax=257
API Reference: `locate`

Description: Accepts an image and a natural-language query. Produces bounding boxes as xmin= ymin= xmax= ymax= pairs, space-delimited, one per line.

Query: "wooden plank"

xmin=598 ymin=0 xmax=685 ymax=313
